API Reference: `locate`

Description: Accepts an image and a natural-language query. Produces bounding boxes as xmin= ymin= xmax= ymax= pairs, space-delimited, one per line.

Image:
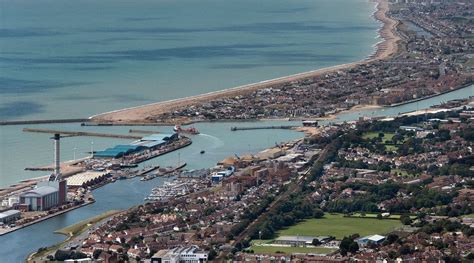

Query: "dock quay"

xmin=137 ymin=165 xmax=161 ymax=176
xmin=23 ymin=128 xmax=143 ymax=140
xmin=140 ymin=162 xmax=186 ymax=181
xmin=230 ymin=125 xmax=299 ymax=131
xmin=0 ymin=199 xmax=94 ymax=237
xmin=0 ymin=118 xmax=89 ymax=126
xmin=127 ymin=137 xmax=192 ymax=164
xmin=81 ymin=122 xmax=175 ymax=126
xmin=24 ymin=167 xmax=53 ymax=171
xmin=129 ymin=129 xmax=161 ymax=134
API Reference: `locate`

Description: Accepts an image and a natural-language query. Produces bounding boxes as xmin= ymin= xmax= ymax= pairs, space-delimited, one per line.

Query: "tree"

xmin=208 ymin=249 xmax=218 ymax=260
xmin=339 ymin=236 xmax=359 ymax=255
xmin=313 ymin=208 xmax=324 ymax=218
xmin=386 ymin=233 xmax=399 ymax=244
xmin=54 ymin=250 xmax=71 ymax=261
xmin=93 ymin=249 xmax=103 ymax=259
xmin=312 ymin=238 xmax=322 ymax=246
xmin=70 ymin=252 xmax=88 ymax=259
xmin=348 ymin=242 xmax=359 ymax=253
xmin=400 ymin=214 xmax=412 ymax=225
xmin=399 ymin=244 xmax=412 ymax=255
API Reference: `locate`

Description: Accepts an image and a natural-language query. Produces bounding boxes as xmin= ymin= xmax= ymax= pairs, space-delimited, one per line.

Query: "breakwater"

xmin=22 ymin=128 xmax=143 ymax=140
xmin=230 ymin=125 xmax=298 ymax=131
xmin=0 ymin=119 xmax=89 ymax=126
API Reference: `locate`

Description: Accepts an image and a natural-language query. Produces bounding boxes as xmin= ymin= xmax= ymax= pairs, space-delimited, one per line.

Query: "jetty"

xmin=0 ymin=118 xmax=89 ymax=126
xmin=23 ymin=128 xmax=142 ymax=140
xmin=81 ymin=122 xmax=175 ymax=126
xmin=137 ymin=165 xmax=161 ymax=176
xmin=141 ymin=162 xmax=187 ymax=181
xmin=129 ymin=129 xmax=161 ymax=134
xmin=230 ymin=125 xmax=298 ymax=131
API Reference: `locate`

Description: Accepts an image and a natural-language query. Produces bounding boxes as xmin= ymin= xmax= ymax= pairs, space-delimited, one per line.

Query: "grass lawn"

xmin=55 ymin=210 xmax=119 ymax=236
xmin=385 ymin=145 xmax=398 ymax=152
xmin=278 ymin=213 xmax=402 ymax=240
xmin=250 ymin=246 xmax=336 ymax=255
xmin=391 ymin=168 xmax=417 ymax=178
xmin=462 ymin=213 xmax=474 ymax=219
xmin=362 ymin=132 xmax=395 ymax=144
xmin=362 ymin=132 xmax=400 ymax=152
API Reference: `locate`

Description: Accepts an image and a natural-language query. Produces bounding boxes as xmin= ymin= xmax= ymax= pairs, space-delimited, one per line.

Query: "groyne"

xmin=0 ymin=118 xmax=89 ymax=126
xmin=231 ymin=125 xmax=298 ymax=131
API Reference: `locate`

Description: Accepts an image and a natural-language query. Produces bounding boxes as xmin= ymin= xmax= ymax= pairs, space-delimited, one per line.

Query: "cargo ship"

xmin=173 ymin=124 xmax=199 ymax=135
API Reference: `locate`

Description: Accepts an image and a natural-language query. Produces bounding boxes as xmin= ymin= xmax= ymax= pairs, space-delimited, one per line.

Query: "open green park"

xmin=362 ymin=132 xmax=395 ymax=143
xmin=362 ymin=132 xmax=399 ymax=152
xmin=250 ymin=213 xmax=402 ymax=254
xmin=277 ymin=213 xmax=402 ymax=239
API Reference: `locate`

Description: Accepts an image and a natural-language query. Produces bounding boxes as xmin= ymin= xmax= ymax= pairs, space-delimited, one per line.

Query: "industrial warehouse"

xmin=94 ymin=133 xmax=179 ymax=158
xmin=66 ymin=171 xmax=109 ymax=188
xmin=0 ymin=129 xmax=193 ymax=236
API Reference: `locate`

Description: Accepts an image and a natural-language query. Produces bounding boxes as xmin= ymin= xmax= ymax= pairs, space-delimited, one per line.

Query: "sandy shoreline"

xmin=91 ymin=0 xmax=400 ymax=123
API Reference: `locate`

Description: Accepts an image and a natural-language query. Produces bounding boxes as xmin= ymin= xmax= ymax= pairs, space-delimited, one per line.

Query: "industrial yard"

xmin=0 ymin=127 xmax=195 ymax=236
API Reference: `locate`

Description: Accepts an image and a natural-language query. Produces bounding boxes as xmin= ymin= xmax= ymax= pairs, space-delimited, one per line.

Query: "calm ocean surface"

xmin=1 ymin=0 xmax=378 ymax=120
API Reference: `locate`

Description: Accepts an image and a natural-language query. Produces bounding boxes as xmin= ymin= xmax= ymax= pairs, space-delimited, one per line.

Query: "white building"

xmin=151 ymin=245 xmax=208 ymax=263
xmin=0 ymin=209 xmax=21 ymax=224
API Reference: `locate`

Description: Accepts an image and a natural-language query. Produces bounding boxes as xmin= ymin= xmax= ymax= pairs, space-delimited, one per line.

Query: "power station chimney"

xmin=54 ymin=133 xmax=61 ymax=180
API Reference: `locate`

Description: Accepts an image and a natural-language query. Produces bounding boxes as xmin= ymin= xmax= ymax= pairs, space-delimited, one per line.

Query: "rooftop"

xmin=276 ymin=235 xmax=316 ymax=243
xmin=20 ymin=186 xmax=58 ymax=197
xmin=0 ymin=210 xmax=20 ymax=218
xmin=67 ymin=171 xmax=108 ymax=187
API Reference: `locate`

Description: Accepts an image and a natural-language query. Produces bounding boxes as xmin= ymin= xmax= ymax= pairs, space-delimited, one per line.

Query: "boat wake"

xmin=198 ymin=133 xmax=224 ymax=148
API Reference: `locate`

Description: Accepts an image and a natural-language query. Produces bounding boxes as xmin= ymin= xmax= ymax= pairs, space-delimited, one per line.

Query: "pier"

xmin=22 ymin=128 xmax=143 ymax=139
xmin=137 ymin=165 xmax=161 ymax=176
xmin=129 ymin=129 xmax=161 ymax=134
xmin=0 ymin=118 xmax=89 ymax=126
xmin=81 ymin=122 xmax=175 ymax=126
xmin=230 ymin=125 xmax=298 ymax=131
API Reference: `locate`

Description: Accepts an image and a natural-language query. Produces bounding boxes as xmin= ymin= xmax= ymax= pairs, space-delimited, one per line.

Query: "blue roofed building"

xmin=94 ymin=133 xmax=179 ymax=158
xmin=356 ymin=234 xmax=386 ymax=247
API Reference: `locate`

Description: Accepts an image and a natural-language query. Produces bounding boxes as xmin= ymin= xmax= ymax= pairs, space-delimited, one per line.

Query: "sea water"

xmin=0 ymin=0 xmax=379 ymax=120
